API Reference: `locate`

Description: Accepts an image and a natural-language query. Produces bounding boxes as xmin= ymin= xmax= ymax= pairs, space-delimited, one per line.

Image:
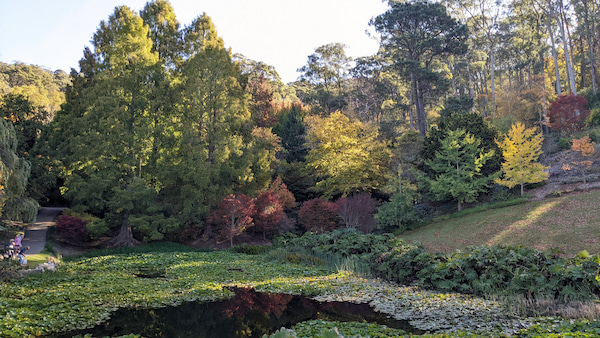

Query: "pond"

xmin=54 ymin=287 xmax=425 ymax=337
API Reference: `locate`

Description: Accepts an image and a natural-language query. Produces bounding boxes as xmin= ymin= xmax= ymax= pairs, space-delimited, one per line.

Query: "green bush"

xmin=586 ymin=108 xmax=600 ymax=128
xmin=277 ymin=230 xmax=600 ymax=301
xmin=229 ymin=244 xmax=272 ymax=255
xmin=557 ymin=137 xmax=572 ymax=150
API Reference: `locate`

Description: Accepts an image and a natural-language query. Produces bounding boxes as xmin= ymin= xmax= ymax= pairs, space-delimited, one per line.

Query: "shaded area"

xmin=53 ymin=287 xmax=423 ymax=337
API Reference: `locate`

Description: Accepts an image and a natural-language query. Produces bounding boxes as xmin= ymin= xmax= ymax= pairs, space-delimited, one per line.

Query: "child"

xmin=17 ymin=246 xmax=29 ymax=266
xmin=14 ymin=233 xmax=22 ymax=250
xmin=7 ymin=239 xmax=15 ymax=258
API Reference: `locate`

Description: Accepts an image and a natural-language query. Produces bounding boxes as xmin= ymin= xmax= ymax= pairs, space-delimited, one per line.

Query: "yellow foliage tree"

xmin=496 ymin=122 xmax=549 ymax=196
xmin=305 ymin=111 xmax=391 ymax=198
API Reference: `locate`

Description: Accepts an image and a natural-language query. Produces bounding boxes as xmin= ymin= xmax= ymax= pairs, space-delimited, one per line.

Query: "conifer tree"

xmin=419 ymin=129 xmax=497 ymax=211
xmin=496 ymin=123 xmax=549 ymax=195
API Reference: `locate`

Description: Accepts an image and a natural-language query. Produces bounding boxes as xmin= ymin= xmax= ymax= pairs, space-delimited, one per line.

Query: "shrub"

xmin=229 ymin=244 xmax=272 ymax=255
xmin=298 ymin=198 xmax=339 ymax=233
xmin=548 ymin=95 xmax=590 ymax=132
xmin=586 ymin=108 xmax=600 ymax=128
xmin=335 ymin=193 xmax=377 ymax=233
xmin=375 ymin=191 xmax=424 ymax=233
xmin=277 ymin=230 xmax=600 ymax=301
xmin=55 ymin=215 xmax=88 ymax=244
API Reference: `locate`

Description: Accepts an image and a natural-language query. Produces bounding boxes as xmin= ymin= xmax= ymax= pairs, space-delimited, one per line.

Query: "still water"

xmin=55 ymin=287 xmax=423 ymax=337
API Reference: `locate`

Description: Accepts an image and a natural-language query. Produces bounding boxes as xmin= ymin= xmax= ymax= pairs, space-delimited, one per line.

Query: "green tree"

xmin=0 ymin=119 xmax=38 ymax=222
xmin=496 ymin=122 xmax=549 ymax=195
xmin=273 ymin=103 xmax=308 ymax=163
xmin=422 ymin=112 xmax=503 ymax=178
xmin=140 ymin=0 xmax=182 ymax=69
xmin=59 ymin=6 xmax=161 ymax=246
xmin=162 ymin=23 xmax=258 ymax=226
xmin=371 ymin=1 xmax=468 ymax=136
xmin=419 ymin=129 xmax=497 ymax=211
xmin=305 ymin=112 xmax=391 ymax=199
xmin=375 ymin=190 xmax=422 ymax=233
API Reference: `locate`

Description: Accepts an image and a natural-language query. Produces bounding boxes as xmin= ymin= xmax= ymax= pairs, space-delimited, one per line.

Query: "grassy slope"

xmin=400 ymin=189 xmax=600 ymax=256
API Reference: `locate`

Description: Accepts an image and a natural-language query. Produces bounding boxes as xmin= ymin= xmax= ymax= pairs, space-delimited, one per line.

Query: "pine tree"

xmin=496 ymin=123 xmax=549 ymax=195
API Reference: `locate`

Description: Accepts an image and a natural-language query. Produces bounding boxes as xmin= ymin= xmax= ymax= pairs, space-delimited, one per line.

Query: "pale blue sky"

xmin=0 ymin=0 xmax=388 ymax=83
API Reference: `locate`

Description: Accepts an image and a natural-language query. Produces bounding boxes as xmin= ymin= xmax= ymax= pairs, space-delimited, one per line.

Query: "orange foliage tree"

xmin=563 ymin=136 xmax=597 ymax=183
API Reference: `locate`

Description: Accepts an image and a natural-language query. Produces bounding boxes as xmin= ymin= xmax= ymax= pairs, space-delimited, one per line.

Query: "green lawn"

xmin=401 ymin=189 xmax=600 ymax=256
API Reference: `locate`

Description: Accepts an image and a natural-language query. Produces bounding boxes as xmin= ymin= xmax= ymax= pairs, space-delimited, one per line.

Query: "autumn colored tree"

xmin=298 ymin=198 xmax=339 ymax=233
xmin=335 ymin=193 xmax=377 ymax=233
xmin=496 ymin=123 xmax=549 ymax=196
xmin=252 ymin=190 xmax=285 ymax=239
xmin=269 ymin=176 xmax=296 ymax=210
xmin=207 ymin=193 xmax=255 ymax=247
xmin=564 ymin=136 xmax=597 ymax=183
xmin=305 ymin=111 xmax=391 ymax=198
xmin=419 ymin=129 xmax=498 ymax=211
xmin=548 ymin=95 xmax=590 ymax=132
xmin=247 ymin=74 xmax=277 ymax=128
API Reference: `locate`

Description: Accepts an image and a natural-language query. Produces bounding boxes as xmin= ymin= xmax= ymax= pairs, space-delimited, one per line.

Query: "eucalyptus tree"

xmin=371 ymin=1 xmax=468 ymax=136
xmin=448 ymin=0 xmax=505 ymax=117
xmin=296 ymin=43 xmax=352 ymax=113
xmin=572 ymin=0 xmax=599 ymax=95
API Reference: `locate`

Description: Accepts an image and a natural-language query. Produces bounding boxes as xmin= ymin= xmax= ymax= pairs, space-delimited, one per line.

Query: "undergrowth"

xmin=275 ymin=229 xmax=600 ymax=317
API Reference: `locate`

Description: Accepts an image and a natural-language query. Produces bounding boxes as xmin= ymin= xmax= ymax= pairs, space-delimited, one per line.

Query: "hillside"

xmin=400 ymin=188 xmax=600 ymax=257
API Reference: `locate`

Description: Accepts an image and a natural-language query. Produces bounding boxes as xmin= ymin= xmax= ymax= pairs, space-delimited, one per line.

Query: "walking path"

xmin=22 ymin=207 xmax=64 ymax=254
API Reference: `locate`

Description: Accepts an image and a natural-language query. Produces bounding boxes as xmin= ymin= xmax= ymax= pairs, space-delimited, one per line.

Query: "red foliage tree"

xmin=336 ymin=193 xmax=377 ymax=233
xmin=298 ymin=198 xmax=340 ymax=233
xmin=270 ymin=176 xmax=296 ymax=210
xmin=548 ymin=95 xmax=590 ymax=132
xmin=55 ymin=215 xmax=88 ymax=244
xmin=207 ymin=193 xmax=256 ymax=247
xmin=252 ymin=190 xmax=285 ymax=239
xmin=247 ymin=74 xmax=277 ymax=128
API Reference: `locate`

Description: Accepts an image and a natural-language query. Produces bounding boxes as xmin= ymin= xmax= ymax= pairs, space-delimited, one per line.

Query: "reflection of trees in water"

xmin=57 ymin=287 xmax=419 ymax=338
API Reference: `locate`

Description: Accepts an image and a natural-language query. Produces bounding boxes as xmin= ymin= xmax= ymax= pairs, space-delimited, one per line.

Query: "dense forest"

xmin=0 ymin=0 xmax=599 ymax=247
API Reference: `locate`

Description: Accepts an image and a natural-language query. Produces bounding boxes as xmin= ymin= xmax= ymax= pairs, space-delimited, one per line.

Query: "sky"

xmin=0 ymin=0 xmax=389 ymax=83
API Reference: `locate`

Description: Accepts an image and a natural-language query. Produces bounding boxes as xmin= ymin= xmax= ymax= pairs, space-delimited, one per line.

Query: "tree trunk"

xmin=558 ymin=1 xmax=577 ymax=95
xmin=108 ymin=211 xmax=141 ymax=247
xmin=411 ymin=72 xmax=427 ymax=136
xmin=457 ymin=200 xmax=462 ymax=212
xmin=468 ymin=62 xmax=475 ymax=101
xmin=582 ymin=0 xmax=598 ymax=95
xmin=490 ymin=48 xmax=497 ymax=118
xmin=547 ymin=17 xmax=562 ymax=96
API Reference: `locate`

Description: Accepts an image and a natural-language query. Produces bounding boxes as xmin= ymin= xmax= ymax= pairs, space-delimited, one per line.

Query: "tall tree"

xmin=371 ymin=1 xmax=468 ymax=136
xmin=296 ymin=43 xmax=352 ymax=113
xmin=496 ymin=122 xmax=549 ymax=195
xmin=59 ymin=6 xmax=160 ymax=246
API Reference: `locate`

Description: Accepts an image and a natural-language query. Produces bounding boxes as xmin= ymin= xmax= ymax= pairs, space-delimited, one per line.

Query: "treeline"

xmin=0 ymin=0 xmax=599 ymax=246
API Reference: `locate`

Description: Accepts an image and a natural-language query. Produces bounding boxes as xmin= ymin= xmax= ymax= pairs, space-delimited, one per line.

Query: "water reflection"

xmin=55 ymin=287 xmax=422 ymax=337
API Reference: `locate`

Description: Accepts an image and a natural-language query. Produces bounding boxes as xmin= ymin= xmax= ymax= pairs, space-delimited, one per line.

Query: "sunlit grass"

xmin=22 ymin=251 xmax=55 ymax=269
xmin=401 ymin=189 xmax=600 ymax=256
